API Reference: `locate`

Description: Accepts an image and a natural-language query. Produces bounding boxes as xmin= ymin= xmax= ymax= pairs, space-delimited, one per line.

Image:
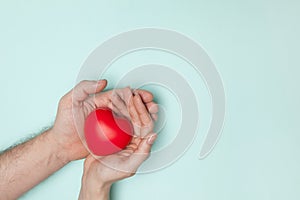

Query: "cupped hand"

xmin=79 ymin=92 xmax=157 ymax=199
xmin=83 ymin=133 xmax=157 ymax=185
xmin=51 ymin=80 xmax=158 ymax=162
xmin=79 ymin=133 xmax=156 ymax=200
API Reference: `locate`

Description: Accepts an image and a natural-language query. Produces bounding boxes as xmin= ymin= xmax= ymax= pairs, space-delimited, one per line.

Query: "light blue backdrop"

xmin=0 ymin=0 xmax=299 ymax=199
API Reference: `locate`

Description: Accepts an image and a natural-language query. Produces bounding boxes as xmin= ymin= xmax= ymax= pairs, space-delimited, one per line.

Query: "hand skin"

xmin=79 ymin=91 xmax=157 ymax=200
xmin=53 ymin=80 xmax=158 ymax=162
xmin=78 ymin=135 xmax=157 ymax=200
xmin=0 ymin=80 xmax=158 ymax=199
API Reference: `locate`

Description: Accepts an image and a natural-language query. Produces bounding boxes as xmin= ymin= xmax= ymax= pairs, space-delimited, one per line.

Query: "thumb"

xmin=129 ymin=133 xmax=157 ymax=169
xmin=73 ymin=79 xmax=107 ymax=102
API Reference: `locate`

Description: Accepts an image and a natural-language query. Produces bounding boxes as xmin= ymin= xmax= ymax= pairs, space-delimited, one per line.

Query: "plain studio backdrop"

xmin=0 ymin=1 xmax=299 ymax=199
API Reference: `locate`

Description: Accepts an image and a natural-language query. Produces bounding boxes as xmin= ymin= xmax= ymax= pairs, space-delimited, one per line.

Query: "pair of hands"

xmin=51 ymin=80 xmax=158 ymax=195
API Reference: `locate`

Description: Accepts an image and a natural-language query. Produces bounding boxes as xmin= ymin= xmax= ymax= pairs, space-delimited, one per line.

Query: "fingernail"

xmin=97 ymin=79 xmax=106 ymax=86
xmin=147 ymin=133 xmax=157 ymax=145
xmin=98 ymin=79 xmax=106 ymax=83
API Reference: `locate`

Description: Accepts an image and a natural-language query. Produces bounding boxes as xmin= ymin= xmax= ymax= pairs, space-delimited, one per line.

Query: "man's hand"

xmin=79 ymin=135 xmax=156 ymax=200
xmin=51 ymin=80 xmax=158 ymax=162
xmin=79 ymin=92 xmax=157 ymax=200
xmin=0 ymin=80 xmax=158 ymax=199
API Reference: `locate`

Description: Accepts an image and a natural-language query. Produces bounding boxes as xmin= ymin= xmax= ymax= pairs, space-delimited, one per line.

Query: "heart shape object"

xmin=84 ymin=108 xmax=133 ymax=156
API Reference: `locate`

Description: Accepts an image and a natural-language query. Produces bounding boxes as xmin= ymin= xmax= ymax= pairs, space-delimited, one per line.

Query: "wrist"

xmin=80 ymin=176 xmax=111 ymax=200
xmin=44 ymin=129 xmax=71 ymax=165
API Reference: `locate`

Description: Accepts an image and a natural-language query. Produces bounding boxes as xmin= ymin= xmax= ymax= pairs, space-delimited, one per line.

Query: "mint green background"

xmin=0 ymin=0 xmax=299 ymax=199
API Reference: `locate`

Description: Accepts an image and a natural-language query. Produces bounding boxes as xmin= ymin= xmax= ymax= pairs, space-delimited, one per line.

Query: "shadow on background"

xmin=110 ymin=184 xmax=117 ymax=200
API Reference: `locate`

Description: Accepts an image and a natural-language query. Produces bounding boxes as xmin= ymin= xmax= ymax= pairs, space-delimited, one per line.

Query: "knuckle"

xmin=133 ymin=121 xmax=142 ymax=127
xmin=142 ymin=115 xmax=152 ymax=123
xmin=58 ymin=95 xmax=69 ymax=106
xmin=123 ymin=87 xmax=131 ymax=95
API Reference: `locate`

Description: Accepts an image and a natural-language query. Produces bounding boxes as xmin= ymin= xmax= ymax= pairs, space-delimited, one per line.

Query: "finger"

xmin=73 ymin=80 xmax=107 ymax=102
xmin=151 ymin=113 xmax=158 ymax=121
xmin=91 ymin=89 xmax=110 ymax=109
xmin=134 ymin=89 xmax=153 ymax=103
xmin=134 ymin=93 xmax=154 ymax=137
xmin=133 ymin=93 xmax=152 ymax=126
xmin=128 ymin=93 xmax=142 ymax=136
xmin=93 ymin=87 xmax=132 ymax=117
xmin=128 ymin=133 xmax=157 ymax=169
xmin=120 ymin=87 xmax=133 ymax=104
xmin=146 ymin=102 xmax=159 ymax=114
xmin=118 ymin=147 xmax=135 ymax=156
xmin=114 ymin=87 xmax=133 ymax=118
xmin=146 ymin=102 xmax=159 ymax=121
xmin=118 ymin=151 xmax=133 ymax=157
xmin=116 ymin=137 xmax=140 ymax=157
xmin=131 ymin=136 xmax=142 ymax=145
xmin=111 ymin=90 xmax=129 ymax=117
xmin=124 ymin=142 xmax=138 ymax=152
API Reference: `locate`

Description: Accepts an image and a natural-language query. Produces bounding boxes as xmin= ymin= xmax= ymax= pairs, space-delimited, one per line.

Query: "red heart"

xmin=84 ymin=108 xmax=133 ymax=156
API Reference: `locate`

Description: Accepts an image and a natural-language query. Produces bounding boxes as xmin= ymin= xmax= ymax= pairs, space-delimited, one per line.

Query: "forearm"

xmin=0 ymin=129 xmax=69 ymax=199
